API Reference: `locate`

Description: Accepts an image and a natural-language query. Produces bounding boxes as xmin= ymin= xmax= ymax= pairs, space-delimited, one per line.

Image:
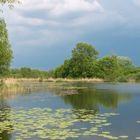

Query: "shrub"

xmin=117 ymin=76 xmax=128 ymax=82
xmin=135 ymin=73 xmax=140 ymax=82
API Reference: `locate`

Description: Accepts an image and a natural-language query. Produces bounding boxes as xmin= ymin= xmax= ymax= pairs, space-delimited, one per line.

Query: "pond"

xmin=0 ymin=82 xmax=140 ymax=140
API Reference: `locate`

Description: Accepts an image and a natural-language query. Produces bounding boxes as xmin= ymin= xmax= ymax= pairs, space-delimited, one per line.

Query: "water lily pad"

xmin=0 ymin=108 xmax=127 ymax=140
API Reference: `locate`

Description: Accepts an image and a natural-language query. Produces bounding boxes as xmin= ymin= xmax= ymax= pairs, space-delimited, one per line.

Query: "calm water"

xmin=0 ymin=82 xmax=140 ymax=140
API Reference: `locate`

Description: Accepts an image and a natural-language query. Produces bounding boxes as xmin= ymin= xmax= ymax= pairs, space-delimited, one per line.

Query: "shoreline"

xmin=1 ymin=77 xmax=140 ymax=84
xmin=0 ymin=78 xmax=104 ymax=85
xmin=0 ymin=78 xmax=140 ymax=96
xmin=0 ymin=78 xmax=103 ymax=96
xmin=0 ymin=78 xmax=140 ymax=90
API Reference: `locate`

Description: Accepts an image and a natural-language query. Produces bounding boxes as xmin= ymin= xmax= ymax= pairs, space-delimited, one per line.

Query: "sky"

xmin=1 ymin=0 xmax=140 ymax=70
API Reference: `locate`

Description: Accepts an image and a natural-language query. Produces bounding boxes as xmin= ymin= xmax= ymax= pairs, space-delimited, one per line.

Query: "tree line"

xmin=52 ymin=42 xmax=140 ymax=82
xmin=0 ymin=9 xmax=140 ymax=82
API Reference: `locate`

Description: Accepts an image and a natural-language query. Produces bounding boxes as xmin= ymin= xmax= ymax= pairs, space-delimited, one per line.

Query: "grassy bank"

xmin=0 ymin=78 xmax=104 ymax=85
xmin=1 ymin=76 xmax=140 ymax=89
xmin=1 ymin=77 xmax=140 ymax=94
xmin=42 ymin=78 xmax=104 ymax=83
xmin=0 ymin=78 xmax=103 ymax=97
xmin=0 ymin=79 xmax=21 ymax=97
xmin=0 ymin=78 xmax=103 ymax=90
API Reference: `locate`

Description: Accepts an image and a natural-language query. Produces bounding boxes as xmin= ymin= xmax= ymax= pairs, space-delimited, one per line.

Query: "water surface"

xmin=0 ymin=82 xmax=140 ymax=140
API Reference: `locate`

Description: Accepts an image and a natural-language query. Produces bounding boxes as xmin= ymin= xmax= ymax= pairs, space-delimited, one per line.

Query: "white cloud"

xmin=48 ymin=0 xmax=103 ymax=16
xmin=1 ymin=0 xmax=128 ymax=51
xmin=2 ymin=0 xmax=104 ymax=29
xmin=19 ymin=0 xmax=103 ymax=16
xmin=2 ymin=9 xmax=45 ymax=26
xmin=133 ymin=0 xmax=140 ymax=6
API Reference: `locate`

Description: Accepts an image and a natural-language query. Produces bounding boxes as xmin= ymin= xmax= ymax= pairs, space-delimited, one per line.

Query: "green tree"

xmin=117 ymin=56 xmax=133 ymax=68
xmin=0 ymin=19 xmax=13 ymax=76
xmin=10 ymin=67 xmax=49 ymax=78
xmin=54 ymin=65 xmax=64 ymax=78
xmin=117 ymin=56 xmax=133 ymax=75
xmin=97 ymin=55 xmax=119 ymax=81
xmin=69 ymin=42 xmax=99 ymax=78
xmin=0 ymin=0 xmax=18 ymax=76
xmin=53 ymin=43 xmax=137 ymax=81
xmin=72 ymin=42 xmax=98 ymax=60
xmin=54 ymin=60 xmax=71 ymax=78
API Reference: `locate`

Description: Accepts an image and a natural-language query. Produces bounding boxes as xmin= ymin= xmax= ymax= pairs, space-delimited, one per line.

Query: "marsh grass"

xmin=0 ymin=78 xmax=103 ymax=92
xmin=0 ymin=78 xmax=91 ymax=98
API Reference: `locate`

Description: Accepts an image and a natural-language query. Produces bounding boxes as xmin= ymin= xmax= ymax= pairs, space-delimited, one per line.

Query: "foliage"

xmin=134 ymin=73 xmax=140 ymax=82
xmin=0 ymin=0 xmax=19 ymax=75
xmin=117 ymin=76 xmax=128 ymax=82
xmin=0 ymin=19 xmax=13 ymax=76
xmin=69 ymin=42 xmax=98 ymax=78
xmin=0 ymin=79 xmax=5 ymax=88
xmin=72 ymin=42 xmax=98 ymax=60
xmin=52 ymin=42 xmax=140 ymax=82
xmin=126 ymin=72 xmax=140 ymax=82
xmin=10 ymin=67 xmax=49 ymax=78
xmin=117 ymin=56 xmax=133 ymax=68
xmin=96 ymin=56 xmax=120 ymax=81
xmin=54 ymin=42 xmax=99 ymax=78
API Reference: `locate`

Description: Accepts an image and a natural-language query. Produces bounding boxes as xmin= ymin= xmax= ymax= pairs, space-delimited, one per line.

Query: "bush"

xmin=0 ymin=80 xmax=5 ymax=89
xmin=39 ymin=78 xmax=43 ymax=82
xmin=117 ymin=76 xmax=128 ymax=82
xmin=134 ymin=73 xmax=140 ymax=82
xmin=124 ymin=73 xmax=140 ymax=82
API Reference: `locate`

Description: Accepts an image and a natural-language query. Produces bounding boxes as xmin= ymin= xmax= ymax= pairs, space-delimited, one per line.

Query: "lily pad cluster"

xmin=0 ymin=108 xmax=128 ymax=140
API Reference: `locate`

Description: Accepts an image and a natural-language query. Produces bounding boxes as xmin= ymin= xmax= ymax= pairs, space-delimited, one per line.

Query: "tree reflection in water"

xmin=62 ymin=87 xmax=131 ymax=112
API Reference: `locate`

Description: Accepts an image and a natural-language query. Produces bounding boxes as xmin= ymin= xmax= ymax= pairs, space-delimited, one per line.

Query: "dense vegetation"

xmin=0 ymin=19 xmax=13 ymax=76
xmin=0 ymin=39 xmax=140 ymax=82
xmin=10 ymin=67 xmax=49 ymax=79
xmin=52 ymin=42 xmax=140 ymax=82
